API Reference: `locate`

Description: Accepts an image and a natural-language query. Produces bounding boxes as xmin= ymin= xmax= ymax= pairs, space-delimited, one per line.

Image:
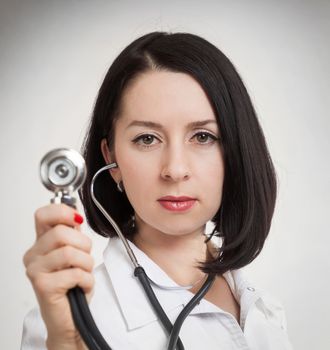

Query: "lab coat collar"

xmin=103 ymin=237 xmax=185 ymax=330
xmin=103 ymin=236 xmax=263 ymax=331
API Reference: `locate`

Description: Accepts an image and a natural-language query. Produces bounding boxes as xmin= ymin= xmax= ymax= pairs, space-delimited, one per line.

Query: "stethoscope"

xmin=40 ymin=148 xmax=215 ymax=350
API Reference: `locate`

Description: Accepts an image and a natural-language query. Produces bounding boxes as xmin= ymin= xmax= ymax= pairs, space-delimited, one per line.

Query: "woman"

xmin=22 ymin=32 xmax=293 ymax=349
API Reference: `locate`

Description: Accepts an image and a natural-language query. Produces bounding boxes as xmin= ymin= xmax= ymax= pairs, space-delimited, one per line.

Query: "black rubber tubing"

xmin=134 ymin=266 xmax=185 ymax=350
xmin=67 ymin=265 xmax=214 ymax=350
xmin=166 ymin=273 xmax=216 ymax=350
xmin=67 ymin=287 xmax=110 ymax=350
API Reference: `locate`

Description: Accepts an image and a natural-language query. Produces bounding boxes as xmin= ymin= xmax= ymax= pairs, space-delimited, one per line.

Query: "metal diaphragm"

xmin=40 ymin=148 xmax=86 ymax=193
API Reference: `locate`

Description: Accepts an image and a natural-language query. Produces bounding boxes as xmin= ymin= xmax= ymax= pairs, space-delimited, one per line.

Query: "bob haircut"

xmin=80 ymin=31 xmax=277 ymax=275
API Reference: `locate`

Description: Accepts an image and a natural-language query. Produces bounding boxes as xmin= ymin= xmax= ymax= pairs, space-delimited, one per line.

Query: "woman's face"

xmin=102 ymin=70 xmax=225 ymax=238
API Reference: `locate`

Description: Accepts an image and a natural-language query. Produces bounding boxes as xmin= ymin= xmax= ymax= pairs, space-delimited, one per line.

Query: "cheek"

xmin=198 ymin=151 xmax=225 ymax=203
xmin=116 ymin=148 xmax=158 ymax=199
xmin=203 ymin=167 xmax=224 ymax=200
xmin=121 ymin=155 xmax=157 ymax=179
xmin=197 ymin=147 xmax=224 ymax=180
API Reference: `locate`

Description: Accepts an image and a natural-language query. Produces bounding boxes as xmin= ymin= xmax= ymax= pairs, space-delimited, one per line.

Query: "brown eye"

xmin=196 ymin=133 xmax=209 ymax=143
xmin=142 ymin=135 xmax=154 ymax=145
xmin=194 ymin=132 xmax=217 ymax=144
xmin=132 ymin=134 xmax=160 ymax=148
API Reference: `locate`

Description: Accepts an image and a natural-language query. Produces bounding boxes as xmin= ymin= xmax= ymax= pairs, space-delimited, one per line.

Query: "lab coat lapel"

xmin=103 ymin=237 xmax=184 ymax=331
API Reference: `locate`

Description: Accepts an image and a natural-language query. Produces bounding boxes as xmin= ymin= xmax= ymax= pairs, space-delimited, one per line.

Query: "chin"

xmin=152 ymin=220 xmax=206 ymax=237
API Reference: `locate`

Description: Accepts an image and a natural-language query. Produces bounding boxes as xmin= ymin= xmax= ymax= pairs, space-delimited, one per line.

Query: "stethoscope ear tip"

xmin=109 ymin=162 xmax=118 ymax=168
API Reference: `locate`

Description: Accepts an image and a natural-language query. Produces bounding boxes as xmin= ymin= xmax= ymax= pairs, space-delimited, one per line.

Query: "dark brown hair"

xmin=79 ymin=31 xmax=277 ymax=275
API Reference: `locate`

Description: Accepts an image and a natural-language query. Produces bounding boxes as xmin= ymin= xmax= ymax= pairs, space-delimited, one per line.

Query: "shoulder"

xmin=225 ymin=269 xmax=293 ymax=349
xmin=227 ymin=268 xmax=289 ymax=328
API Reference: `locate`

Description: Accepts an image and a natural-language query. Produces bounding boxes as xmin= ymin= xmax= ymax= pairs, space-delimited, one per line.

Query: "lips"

xmin=158 ymin=196 xmax=197 ymax=212
xmin=158 ymin=196 xmax=195 ymax=201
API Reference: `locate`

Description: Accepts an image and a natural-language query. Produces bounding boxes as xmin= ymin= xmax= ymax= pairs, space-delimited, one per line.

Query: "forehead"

xmin=118 ymin=70 xmax=216 ymax=124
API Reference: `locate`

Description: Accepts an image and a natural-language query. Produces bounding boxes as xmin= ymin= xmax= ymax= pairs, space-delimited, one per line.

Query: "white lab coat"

xmin=21 ymin=236 xmax=293 ymax=349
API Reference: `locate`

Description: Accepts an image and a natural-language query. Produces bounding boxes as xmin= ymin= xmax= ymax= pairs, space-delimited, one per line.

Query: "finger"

xmin=23 ymin=225 xmax=91 ymax=267
xmin=36 ymin=225 xmax=92 ymax=256
xmin=38 ymin=246 xmax=94 ymax=274
xmin=34 ymin=204 xmax=84 ymax=237
xmin=33 ymin=268 xmax=94 ymax=297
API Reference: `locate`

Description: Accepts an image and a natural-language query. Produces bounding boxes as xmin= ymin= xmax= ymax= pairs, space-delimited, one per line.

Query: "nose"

xmin=160 ymin=144 xmax=191 ymax=182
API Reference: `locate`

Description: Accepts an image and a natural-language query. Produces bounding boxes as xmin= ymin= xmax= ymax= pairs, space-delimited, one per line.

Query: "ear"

xmin=100 ymin=138 xmax=122 ymax=183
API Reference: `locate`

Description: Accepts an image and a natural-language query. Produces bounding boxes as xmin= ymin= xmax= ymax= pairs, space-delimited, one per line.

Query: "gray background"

xmin=0 ymin=0 xmax=329 ymax=349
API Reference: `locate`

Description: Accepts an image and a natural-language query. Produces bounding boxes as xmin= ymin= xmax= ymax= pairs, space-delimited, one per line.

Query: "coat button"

xmin=247 ymin=286 xmax=255 ymax=291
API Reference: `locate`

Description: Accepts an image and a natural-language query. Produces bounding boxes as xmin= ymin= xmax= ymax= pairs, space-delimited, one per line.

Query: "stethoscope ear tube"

xmin=135 ymin=266 xmax=216 ymax=350
xmin=134 ymin=266 xmax=185 ymax=350
xmin=67 ymin=287 xmax=111 ymax=350
xmin=167 ymin=273 xmax=216 ymax=350
xmin=67 ymin=287 xmax=109 ymax=350
xmin=66 ymin=266 xmax=215 ymax=350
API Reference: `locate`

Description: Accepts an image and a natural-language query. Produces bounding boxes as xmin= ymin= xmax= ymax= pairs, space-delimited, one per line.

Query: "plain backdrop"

xmin=0 ymin=0 xmax=329 ymax=349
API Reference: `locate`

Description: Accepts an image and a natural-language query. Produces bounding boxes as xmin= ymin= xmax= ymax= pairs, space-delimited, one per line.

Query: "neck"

xmin=132 ymin=217 xmax=209 ymax=287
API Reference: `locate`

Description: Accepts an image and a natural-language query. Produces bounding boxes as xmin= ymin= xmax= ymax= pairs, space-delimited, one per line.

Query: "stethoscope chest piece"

xmin=40 ymin=148 xmax=86 ymax=206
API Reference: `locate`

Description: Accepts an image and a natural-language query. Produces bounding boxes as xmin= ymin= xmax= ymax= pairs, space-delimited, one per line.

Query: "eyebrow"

xmin=126 ymin=119 xmax=217 ymax=130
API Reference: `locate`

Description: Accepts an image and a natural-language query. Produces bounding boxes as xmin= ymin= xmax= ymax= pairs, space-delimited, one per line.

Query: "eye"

xmin=192 ymin=131 xmax=218 ymax=145
xmin=132 ymin=134 xmax=160 ymax=148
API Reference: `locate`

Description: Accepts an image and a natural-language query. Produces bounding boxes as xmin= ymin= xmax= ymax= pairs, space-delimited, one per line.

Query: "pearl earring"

xmin=117 ymin=181 xmax=124 ymax=193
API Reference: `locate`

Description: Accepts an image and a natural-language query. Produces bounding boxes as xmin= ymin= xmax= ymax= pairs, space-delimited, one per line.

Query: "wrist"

xmin=46 ymin=336 xmax=87 ymax=350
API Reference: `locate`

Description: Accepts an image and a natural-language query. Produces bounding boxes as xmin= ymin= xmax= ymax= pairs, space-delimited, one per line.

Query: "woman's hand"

xmin=23 ymin=204 xmax=94 ymax=349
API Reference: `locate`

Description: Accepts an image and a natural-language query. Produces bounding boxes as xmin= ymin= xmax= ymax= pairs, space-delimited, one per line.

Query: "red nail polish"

xmin=74 ymin=213 xmax=84 ymax=224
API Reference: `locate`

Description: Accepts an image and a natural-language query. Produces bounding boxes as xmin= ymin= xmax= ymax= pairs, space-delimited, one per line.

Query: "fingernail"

xmin=74 ymin=213 xmax=84 ymax=224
